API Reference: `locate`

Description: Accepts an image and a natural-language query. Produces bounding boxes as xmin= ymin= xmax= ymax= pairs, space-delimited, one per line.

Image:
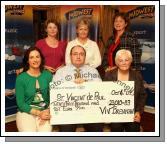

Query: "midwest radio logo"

xmin=65 ymin=8 xmax=93 ymax=20
xmin=127 ymin=6 xmax=155 ymax=19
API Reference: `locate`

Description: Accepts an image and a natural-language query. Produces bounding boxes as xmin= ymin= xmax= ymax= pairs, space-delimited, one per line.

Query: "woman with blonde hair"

xmin=65 ymin=17 xmax=101 ymax=68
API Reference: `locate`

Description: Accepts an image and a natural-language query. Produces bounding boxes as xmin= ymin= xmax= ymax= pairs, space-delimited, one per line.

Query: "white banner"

xmin=50 ymin=81 xmax=134 ymax=125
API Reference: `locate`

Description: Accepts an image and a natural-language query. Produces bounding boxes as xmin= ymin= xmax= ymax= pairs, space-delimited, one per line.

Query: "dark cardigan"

xmin=104 ymin=68 xmax=147 ymax=114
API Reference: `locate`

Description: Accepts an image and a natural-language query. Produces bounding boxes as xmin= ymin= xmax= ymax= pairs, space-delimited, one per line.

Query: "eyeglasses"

xmin=71 ymin=53 xmax=85 ymax=56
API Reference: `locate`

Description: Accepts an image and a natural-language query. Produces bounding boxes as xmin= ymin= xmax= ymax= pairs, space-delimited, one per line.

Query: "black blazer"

xmin=104 ymin=68 xmax=147 ymax=114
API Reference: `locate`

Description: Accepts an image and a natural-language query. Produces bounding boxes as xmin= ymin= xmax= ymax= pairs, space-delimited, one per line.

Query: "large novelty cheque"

xmin=50 ymin=81 xmax=134 ymax=125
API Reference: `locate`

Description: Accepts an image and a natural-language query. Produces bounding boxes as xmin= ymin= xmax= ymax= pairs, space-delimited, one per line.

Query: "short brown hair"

xmin=44 ymin=19 xmax=60 ymax=39
xmin=113 ymin=12 xmax=130 ymax=30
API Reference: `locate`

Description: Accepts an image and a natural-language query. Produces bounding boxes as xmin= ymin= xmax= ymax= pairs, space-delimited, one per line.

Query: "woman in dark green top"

xmin=15 ymin=47 xmax=53 ymax=132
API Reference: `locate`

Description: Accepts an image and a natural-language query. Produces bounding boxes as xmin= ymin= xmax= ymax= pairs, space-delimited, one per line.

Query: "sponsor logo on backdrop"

xmin=5 ymin=5 xmax=25 ymax=15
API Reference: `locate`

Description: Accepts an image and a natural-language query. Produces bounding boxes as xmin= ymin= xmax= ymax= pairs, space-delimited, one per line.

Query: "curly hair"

xmin=115 ymin=49 xmax=133 ymax=66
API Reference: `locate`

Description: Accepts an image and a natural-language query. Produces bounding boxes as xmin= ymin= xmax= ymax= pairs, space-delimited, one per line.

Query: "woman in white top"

xmin=65 ymin=17 xmax=101 ymax=68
